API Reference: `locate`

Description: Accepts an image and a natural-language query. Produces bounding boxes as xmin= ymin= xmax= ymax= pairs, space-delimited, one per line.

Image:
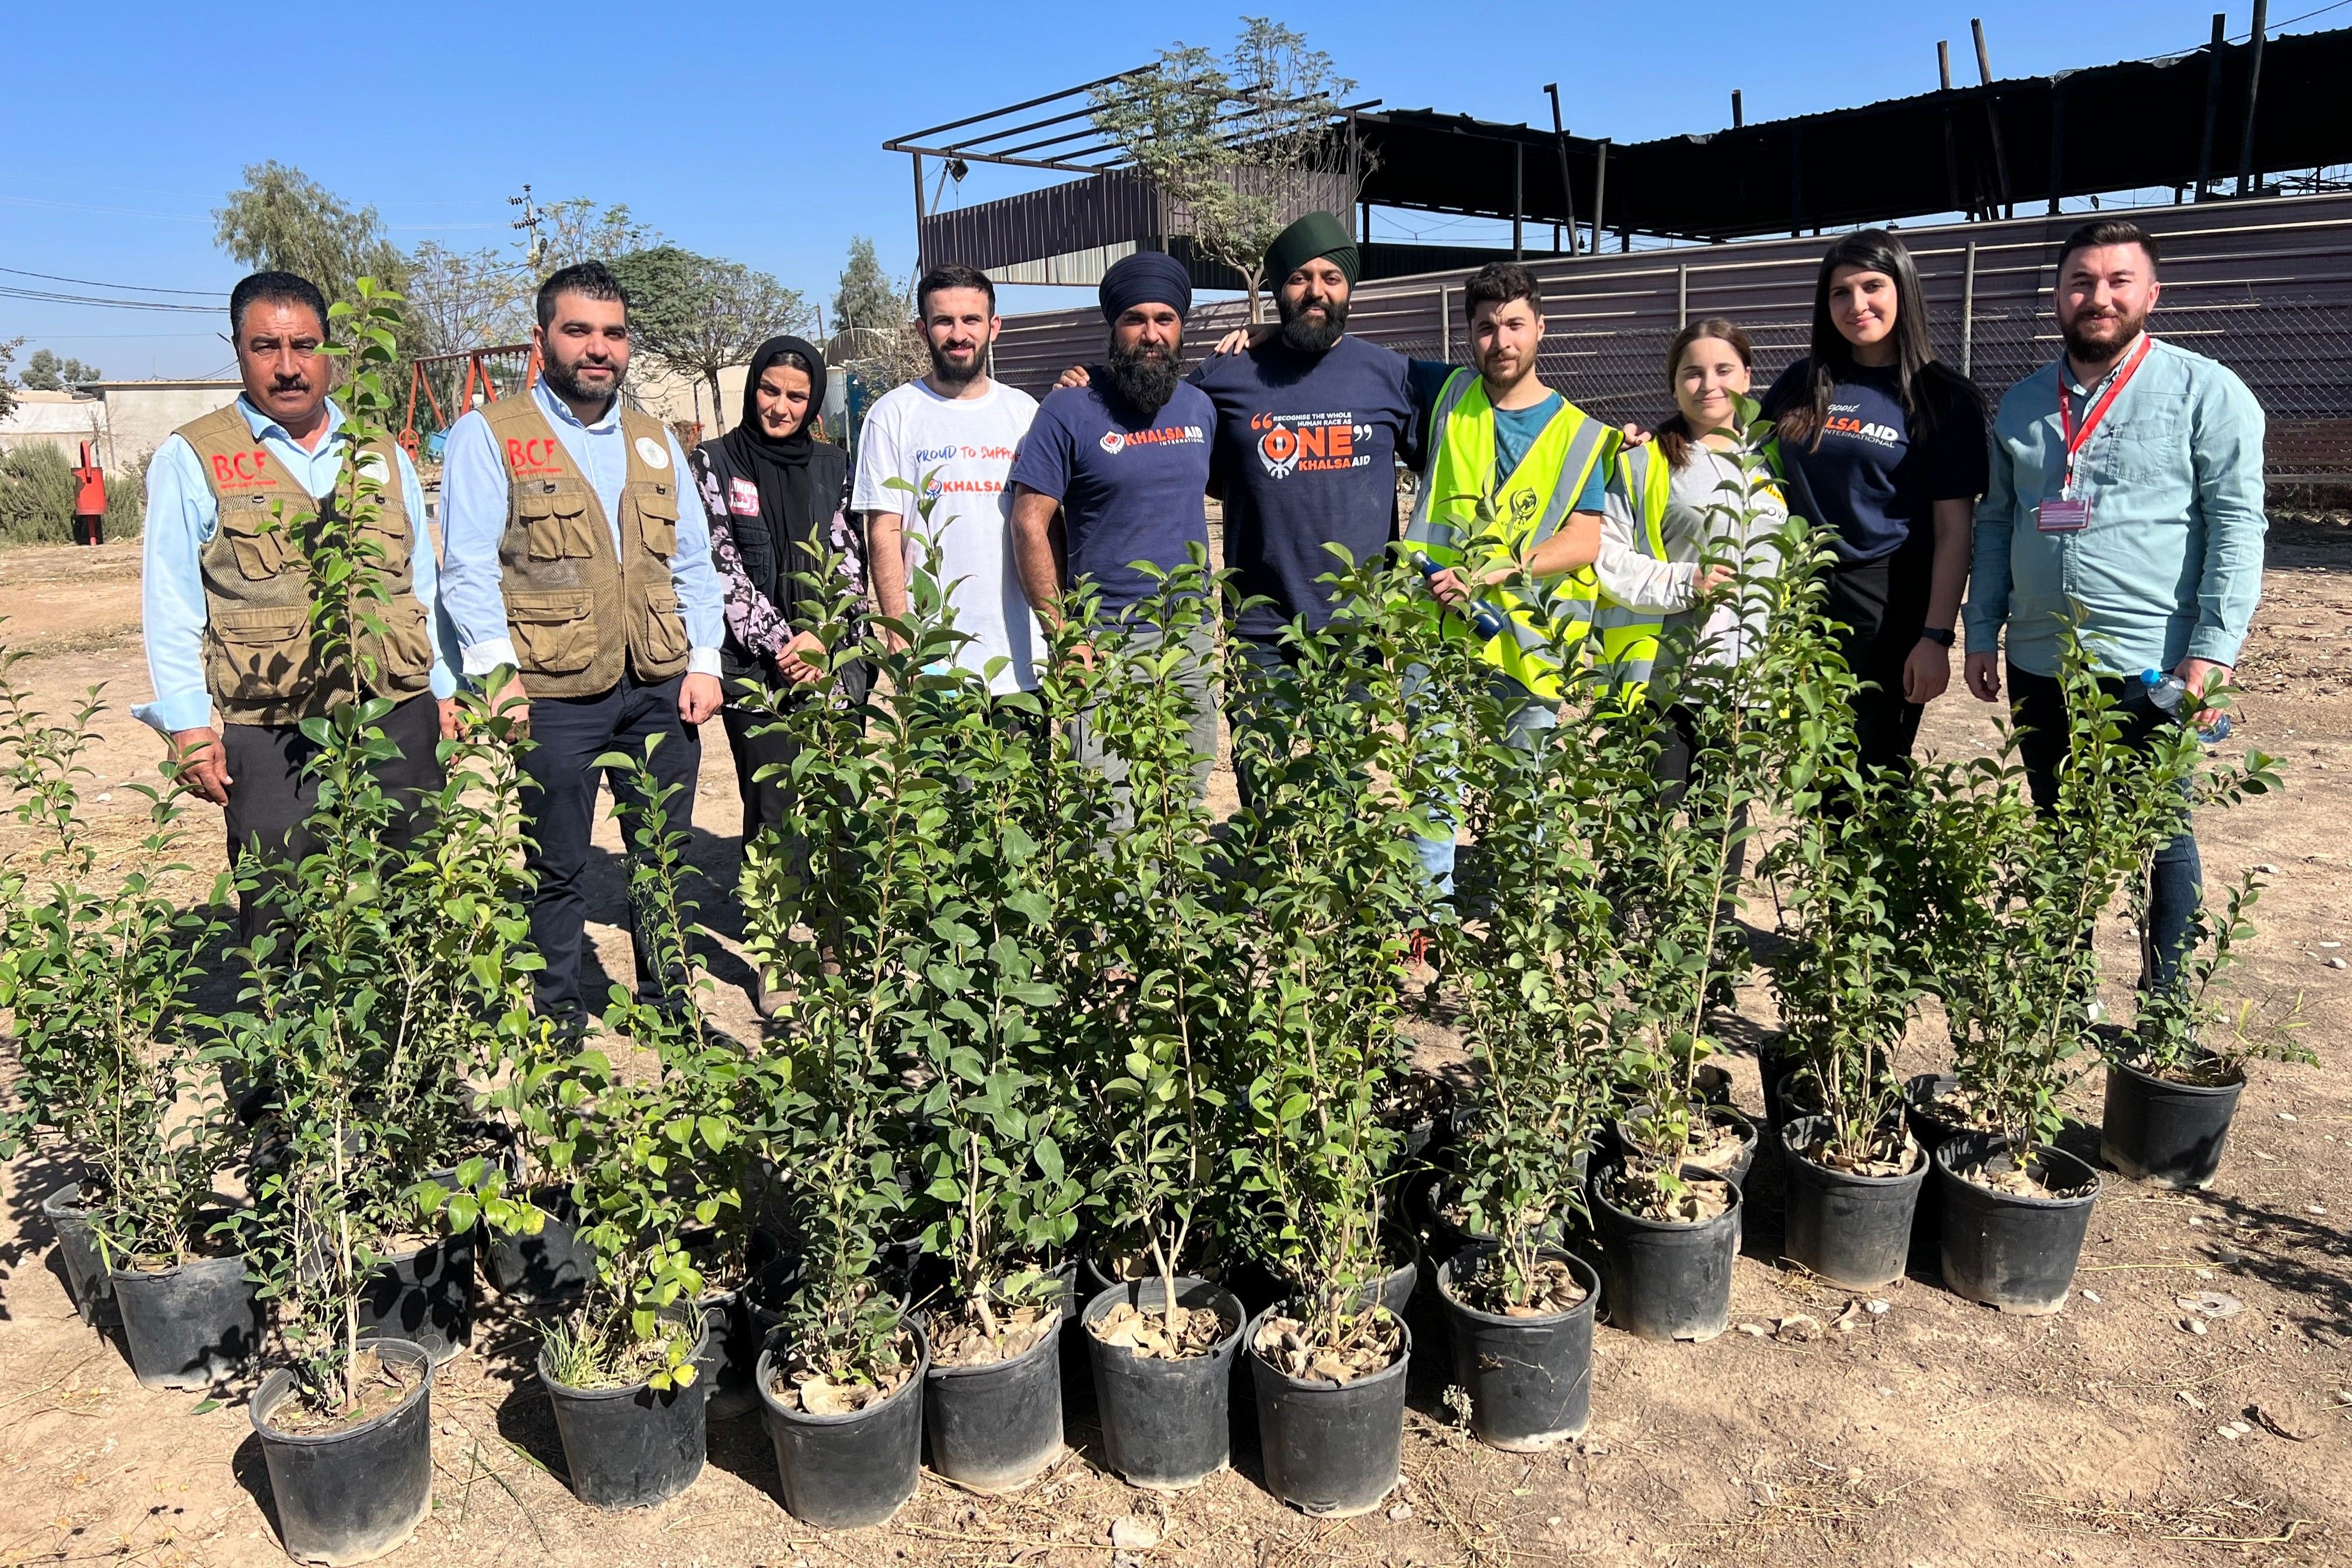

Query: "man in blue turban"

xmin=1009 ymin=249 xmax=1220 ymax=803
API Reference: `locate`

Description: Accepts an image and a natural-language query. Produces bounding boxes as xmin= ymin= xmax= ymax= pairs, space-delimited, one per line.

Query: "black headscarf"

xmin=716 ymin=335 xmax=827 ymax=579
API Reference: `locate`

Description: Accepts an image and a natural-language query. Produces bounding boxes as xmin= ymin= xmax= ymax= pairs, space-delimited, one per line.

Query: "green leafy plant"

xmin=2126 ymin=869 xmax=2309 ymax=1086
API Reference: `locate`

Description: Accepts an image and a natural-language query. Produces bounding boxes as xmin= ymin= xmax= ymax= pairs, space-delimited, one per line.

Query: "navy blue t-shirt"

xmin=1761 ymin=359 xmax=1989 ymax=565
xmin=1192 ymin=335 xmax=1417 ymax=639
xmin=1008 ymin=378 xmax=1213 ymax=619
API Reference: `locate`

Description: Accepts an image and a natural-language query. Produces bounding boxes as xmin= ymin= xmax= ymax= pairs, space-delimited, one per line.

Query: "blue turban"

xmin=1099 ymin=250 xmax=1193 ymax=323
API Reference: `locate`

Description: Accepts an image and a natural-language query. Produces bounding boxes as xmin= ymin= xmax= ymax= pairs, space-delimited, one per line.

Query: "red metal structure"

xmin=71 ymin=440 xmax=106 ymax=547
xmin=399 ymin=344 xmax=541 ymax=457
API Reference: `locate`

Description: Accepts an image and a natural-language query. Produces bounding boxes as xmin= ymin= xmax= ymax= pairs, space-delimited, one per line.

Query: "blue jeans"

xmin=1404 ymin=664 xmax=1558 ymax=901
xmin=2009 ymin=662 xmax=2201 ymax=990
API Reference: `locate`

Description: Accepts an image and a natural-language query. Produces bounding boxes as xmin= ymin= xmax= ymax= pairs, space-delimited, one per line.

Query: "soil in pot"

xmin=1436 ymin=1248 xmax=1599 ymax=1451
xmin=1248 ymin=1303 xmax=1410 ymax=1517
xmin=355 ymin=1232 xmax=475 ymax=1364
xmin=1617 ymin=1105 xmax=1758 ymax=1191
xmin=110 ymin=1250 xmax=264 ymax=1390
xmin=42 ymin=1181 xmax=120 ymax=1329
xmin=1587 ymin=1162 xmax=1740 ymax=1342
xmin=2100 ymin=1057 xmax=2246 ymax=1189
xmin=1779 ymin=1116 xmax=1927 ymax=1290
xmin=1377 ymin=1073 xmax=1458 ymax=1166
xmin=1084 ymin=1278 xmax=1247 ymax=1490
xmin=759 ymin=1325 xmax=928 ymax=1528
xmin=922 ymin=1295 xmax=1066 ymax=1493
xmin=537 ymin=1314 xmax=714 ymax=1510
xmin=252 ymin=1340 xmax=435 ymax=1566
xmin=1934 ymin=1134 xmax=2100 ymax=1315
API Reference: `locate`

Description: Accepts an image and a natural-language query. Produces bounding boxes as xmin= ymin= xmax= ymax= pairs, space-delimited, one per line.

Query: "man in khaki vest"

xmin=437 ymin=261 xmax=726 ymax=1035
xmin=136 ymin=270 xmax=457 ymax=944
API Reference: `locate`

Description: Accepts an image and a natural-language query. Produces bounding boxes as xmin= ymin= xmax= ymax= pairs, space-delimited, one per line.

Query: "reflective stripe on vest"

xmin=1405 ymin=369 xmax=1614 ymax=701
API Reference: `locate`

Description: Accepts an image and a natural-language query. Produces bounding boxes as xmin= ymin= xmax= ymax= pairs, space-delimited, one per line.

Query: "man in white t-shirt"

xmin=852 ymin=264 xmax=1040 ymax=692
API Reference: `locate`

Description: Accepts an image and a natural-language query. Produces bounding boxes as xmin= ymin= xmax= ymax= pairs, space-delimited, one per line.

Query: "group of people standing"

xmin=137 ymin=208 xmax=2267 ymax=1035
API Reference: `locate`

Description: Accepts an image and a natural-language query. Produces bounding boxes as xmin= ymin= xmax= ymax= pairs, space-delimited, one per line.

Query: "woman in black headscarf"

xmin=689 ymin=336 xmax=867 ymax=1008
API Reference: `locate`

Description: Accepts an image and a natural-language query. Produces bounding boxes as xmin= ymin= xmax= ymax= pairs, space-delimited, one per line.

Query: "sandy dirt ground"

xmin=0 ymin=527 xmax=2347 ymax=1568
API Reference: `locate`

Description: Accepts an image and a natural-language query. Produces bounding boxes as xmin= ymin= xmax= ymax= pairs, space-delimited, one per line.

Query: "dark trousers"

xmin=519 ymin=673 xmax=700 ymax=1021
xmin=719 ymin=665 xmax=870 ymax=845
xmin=222 ymin=691 xmax=444 ymax=947
xmin=1228 ymin=634 xmax=1297 ymax=816
xmin=2008 ymin=663 xmax=2202 ymax=989
xmin=1651 ymin=702 xmax=1751 ymax=889
xmin=1824 ymin=552 xmax=1931 ymax=773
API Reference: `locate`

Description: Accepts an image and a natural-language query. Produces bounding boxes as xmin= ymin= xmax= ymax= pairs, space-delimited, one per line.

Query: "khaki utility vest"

xmin=181 ymin=404 xmax=433 ymax=726
xmin=482 ymin=396 xmax=691 ymax=698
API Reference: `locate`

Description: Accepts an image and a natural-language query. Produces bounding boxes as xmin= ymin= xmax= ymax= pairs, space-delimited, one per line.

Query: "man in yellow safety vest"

xmin=1402 ymin=261 xmax=1617 ymax=901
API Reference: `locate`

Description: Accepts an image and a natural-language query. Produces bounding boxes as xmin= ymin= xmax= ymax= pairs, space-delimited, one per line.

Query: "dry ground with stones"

xmin=1 ymin=522 xmax=2348 ymax=1568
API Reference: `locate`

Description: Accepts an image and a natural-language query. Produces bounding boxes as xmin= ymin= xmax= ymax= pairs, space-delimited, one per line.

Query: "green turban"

xmin=1262 ymin=211 xmax=1360 ymax=288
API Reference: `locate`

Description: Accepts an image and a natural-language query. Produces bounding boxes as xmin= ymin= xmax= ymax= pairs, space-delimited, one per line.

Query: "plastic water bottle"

xmin=1409 ymin=550 xmax=1508 ymax=641
xmin=2141 ymin=668 xmax=2232 ymax=743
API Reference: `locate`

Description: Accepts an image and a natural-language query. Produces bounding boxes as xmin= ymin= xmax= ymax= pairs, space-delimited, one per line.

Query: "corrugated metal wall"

xmin=991 ymin=192 xmax=2352 ymax=480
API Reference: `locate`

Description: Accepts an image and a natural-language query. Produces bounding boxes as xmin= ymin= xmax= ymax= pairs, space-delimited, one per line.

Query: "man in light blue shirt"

xmin=438 ymin=261 xmax=726 ymax=1033
xmin=138 ymin=270 xmax=458 ymax=944
xmin=1964 ymin=218 xmax=2267 ymax=985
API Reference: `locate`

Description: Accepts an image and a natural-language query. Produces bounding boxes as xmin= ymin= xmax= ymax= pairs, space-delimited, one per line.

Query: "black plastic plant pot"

xmin=921 ymin=1302 xmax=1066 ymax=1493
xmin=2101 ymin=1060 xmax=2246 ymax=1190
xmin=757 ymin=1322 xmax=929 ymax=1528
xmin=250 ymin=1337 xmax=435 ymax=1566
xmin=356 ymin=1234 xmax=475 ymax=1365
xmin=1933 ymin=1133 xmax=2100 ymax=1315
xmin=1902 ymin=1073 xmax=1976 ymax=1152
xmin=484 ymin=1186 xmax=596 ymax=1304
xmin=536 ymin=1315 xmax=715 ymax=1510
xmin=42 ymin=1182 xmax=120 ymax=1329
xmin=1435 ymin=1247 xmax=1600 ymax=1451
xmin=1779 ymin=1116 xmax=1928 ymax=1289
xmin=698 ymin=1290 xmax=757 ymax=1423
xmin=1772 ymin=1074 xmax=1828 ymax=1137
xmin=1247 ymin=1304 xmax=1412 ymax=1517
xmin=1083 ymin=1278 xmax=1247 ymax=1490
xmin=1756 ymin=1035 xmax=1798 ymax=1131
xmin=1587 ymin=1163 xmax=1741 ymax=1342
xmin=109 ymin=1253 xmax=263 ymax=1390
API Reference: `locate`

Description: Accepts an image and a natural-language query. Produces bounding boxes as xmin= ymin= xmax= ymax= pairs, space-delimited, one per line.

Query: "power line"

xmin=0 ymin=265 xmax=225 ymax=298
xmin=0 ymin=284 xmax=219 ymax=313
xmin=2143 ymin=0 xmax=2351 ymax=61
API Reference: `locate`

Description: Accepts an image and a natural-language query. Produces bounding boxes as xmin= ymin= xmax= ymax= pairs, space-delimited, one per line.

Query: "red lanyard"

xmin=2057 ymin=333 xmax=2154 ymax=495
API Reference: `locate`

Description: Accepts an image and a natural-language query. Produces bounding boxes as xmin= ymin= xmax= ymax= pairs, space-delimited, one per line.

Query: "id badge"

xmin=2036 ymin=498 xmax=2090 ymax=534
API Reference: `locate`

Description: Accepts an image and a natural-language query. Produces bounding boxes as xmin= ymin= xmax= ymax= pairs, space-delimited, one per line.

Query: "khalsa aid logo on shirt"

xmin=1822 ymin=400 xmax=1902 ymax=449
xmin=1250 ymin=411 xmax=1370 ymax=480
xmin=1100 ymin=425 xmax=1206 ymax=454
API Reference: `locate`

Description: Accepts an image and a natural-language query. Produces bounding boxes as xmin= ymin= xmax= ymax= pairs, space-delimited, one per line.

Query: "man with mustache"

xmin=437 ymin=261 xmax=727 ymax=1037
xmin=136 ymin=269 xmax=457 ymax=944
xmin=1964 ymin=219 xmax=2267 ymax=986
xmin=1007 ymin=250 xmax=1217 ymax=803
xmin=852 ymin=264 xmax=1040 ymax=695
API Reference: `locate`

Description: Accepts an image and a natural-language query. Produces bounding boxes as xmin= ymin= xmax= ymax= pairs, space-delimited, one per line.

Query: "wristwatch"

xmin=1917 ymin=627 xmax=1956 ymax=648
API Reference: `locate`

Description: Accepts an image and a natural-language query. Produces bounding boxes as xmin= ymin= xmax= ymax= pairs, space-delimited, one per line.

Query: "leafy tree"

xmin=402 ymin=242 xmax=531 ymax=355
xmin=0 ymin=337 xmax=20 ymax=424
xmin=1092 ymin=19 xmax=1359 ymax=318
xmin=832 ymin=236 xmax=901 ymax=338
xmin=214 ymin=162 xmax=411 ymax=327
xmin=22 ymin=350 xmax=103 ymax=391
xmin=608 ymin=246 xmax=811 ymax=428
xmin=536 ymin=197 xmax=659 ymax=271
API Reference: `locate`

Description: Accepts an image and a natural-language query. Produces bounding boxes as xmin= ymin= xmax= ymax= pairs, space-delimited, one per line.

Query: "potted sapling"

xmin=1228 ymin=555 xmax=1428 ymax=1517
xmin=511 ymin=741 xmax=751 ymax=1510
xmin=1430 ymin=619 xmax=1616 ymax=1450
xmin=735 ymin=541 xmax=957 ymax=1526
xmin=1074 ymin=562 xmax=1252 ymax=1490
xmin=0 ymin=649 xmax=243 ymax=1360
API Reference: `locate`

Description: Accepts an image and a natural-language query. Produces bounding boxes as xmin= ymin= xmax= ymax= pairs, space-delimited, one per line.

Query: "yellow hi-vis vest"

xmin=1591 ymin=433 xmax=1790 ymax=699
xmin=1590 ymin=441 xmax=1675 ymax=696
xmin=1404 ymin=369 xmax=1618 ymax=701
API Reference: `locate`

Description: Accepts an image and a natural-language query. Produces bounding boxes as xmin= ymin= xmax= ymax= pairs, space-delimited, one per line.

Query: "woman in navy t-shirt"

xmin=1762 ymin=229 xmax=1987 ymax=771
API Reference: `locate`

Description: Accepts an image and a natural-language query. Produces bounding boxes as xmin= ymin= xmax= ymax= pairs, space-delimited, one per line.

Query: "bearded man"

xmin=1962 ymin=218 xmax=2268 ymax=988
xmin=437 ymin=260 xmax=727 ymax=1037
xmin=1009 ymin=250 xmax=1218 ymax=804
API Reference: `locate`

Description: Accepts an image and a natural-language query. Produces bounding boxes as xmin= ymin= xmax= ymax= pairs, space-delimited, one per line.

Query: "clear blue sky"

xmin=1 ymin=1 xmax=2319 ymax=377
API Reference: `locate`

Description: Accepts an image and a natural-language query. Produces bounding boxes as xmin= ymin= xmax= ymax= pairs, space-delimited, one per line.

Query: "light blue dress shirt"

xmin=437 ymin=380 xmax=724 ymax=680
xmin=135 ymin=396 xmax=457 ymax=734
xmin=1965 ymin=335 xmax=2267 ymax=678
